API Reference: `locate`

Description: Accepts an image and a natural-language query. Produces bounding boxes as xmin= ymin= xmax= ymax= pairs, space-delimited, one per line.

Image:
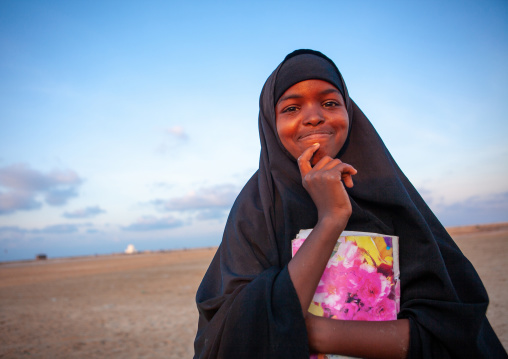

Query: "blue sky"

xmin=1 ymin=0 xmax=507 ymax=261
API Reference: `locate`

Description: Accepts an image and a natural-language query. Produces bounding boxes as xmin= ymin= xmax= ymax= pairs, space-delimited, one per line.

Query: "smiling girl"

xmin=193 ymin=50 xmax=506 ymax=359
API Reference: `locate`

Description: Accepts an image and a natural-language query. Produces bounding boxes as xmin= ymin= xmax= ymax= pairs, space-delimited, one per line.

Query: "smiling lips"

xmin=298 ymin=130 xmax=334 ymax=140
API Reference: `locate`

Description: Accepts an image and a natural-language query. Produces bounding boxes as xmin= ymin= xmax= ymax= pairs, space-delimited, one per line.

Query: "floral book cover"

xmin=292 ymin=230 xmax=400 ymax=359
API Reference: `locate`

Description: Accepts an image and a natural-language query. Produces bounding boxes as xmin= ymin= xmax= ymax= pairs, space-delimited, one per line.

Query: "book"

xmin=292 ymin=230 xmax=400 ymax=359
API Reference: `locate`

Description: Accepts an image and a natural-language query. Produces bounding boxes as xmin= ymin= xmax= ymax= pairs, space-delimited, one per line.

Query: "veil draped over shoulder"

xmin=194 ymin=50 xmax=506 ymax=359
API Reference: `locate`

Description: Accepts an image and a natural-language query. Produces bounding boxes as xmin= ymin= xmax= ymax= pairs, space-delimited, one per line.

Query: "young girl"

xmin=194 ymin=50 xmax=506 ymax=358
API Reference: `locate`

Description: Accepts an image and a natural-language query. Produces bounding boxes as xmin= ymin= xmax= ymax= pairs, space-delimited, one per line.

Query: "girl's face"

xmin=275 ymin=79 xmax=349 ymax=166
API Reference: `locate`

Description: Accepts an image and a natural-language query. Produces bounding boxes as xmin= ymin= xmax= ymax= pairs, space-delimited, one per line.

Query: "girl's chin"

xmin=310 ymin=151 xmax=325 ymax=166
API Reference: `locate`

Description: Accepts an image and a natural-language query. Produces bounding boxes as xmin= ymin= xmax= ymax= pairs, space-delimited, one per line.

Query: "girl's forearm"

xmin=288 ymin=214 xmax=348 ymax=315
xmin=307 ymin=315 xmax=410 ymax=359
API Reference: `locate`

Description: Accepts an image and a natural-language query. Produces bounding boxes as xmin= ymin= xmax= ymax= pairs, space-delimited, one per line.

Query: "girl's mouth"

xmin=298 ymin=131 xmax=333 ymax=141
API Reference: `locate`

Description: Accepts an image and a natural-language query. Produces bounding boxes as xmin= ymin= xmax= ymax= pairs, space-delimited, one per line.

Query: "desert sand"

xmin=1 ymin=223 xmax=507 ymax=358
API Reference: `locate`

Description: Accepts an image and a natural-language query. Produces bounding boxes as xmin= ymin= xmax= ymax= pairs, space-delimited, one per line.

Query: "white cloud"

xmin=152 ymin=184 xmax=239 ymax=211
xmin=0 ymin=163 xmax=81 ymax=191
xmin=123 ymin=215 xmax=184 ymax=231
xmin=0 ymin=191 xmax=41 ymax=214
xmin=156 ymin=126 xmax=190 ymax=154
xmin=0 ymin=223 xmax=82 ymax=240
xmin=34 ymin=224 xmax=80 ymax=234
xmin=423 ymin=190 xmax=508 ymax=227
xmin=0 ymin=163 xmax=83 ymax=215
xmin=63 ymin=206 xmax=106 ymax=219
xmin=166 ymin=126 xmax=189 ymax=140
xmin=195 ymin=208 xmax=229 ymax=221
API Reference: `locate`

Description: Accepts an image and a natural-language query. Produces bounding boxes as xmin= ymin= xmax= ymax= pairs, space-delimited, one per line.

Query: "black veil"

xmin=194 ymin=50 xmax=506 ymax=358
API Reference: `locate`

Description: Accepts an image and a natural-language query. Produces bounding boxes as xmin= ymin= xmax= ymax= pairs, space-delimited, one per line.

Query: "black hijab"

xmin=194 ymin=50 xmax=506 ymax=359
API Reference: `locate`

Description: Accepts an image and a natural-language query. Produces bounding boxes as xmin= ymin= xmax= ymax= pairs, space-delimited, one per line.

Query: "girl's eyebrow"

xmin=320 ymin=88 xmax=341 ymax=96
xmin=277 ymin=88 xmax=341 ymax=105
xmin=277 ymin=94 xmax=303 ymax=104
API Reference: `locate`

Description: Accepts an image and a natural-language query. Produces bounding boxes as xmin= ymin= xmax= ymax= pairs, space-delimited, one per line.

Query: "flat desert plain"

xmin=1 ymin=223 xmax=507 ymax=358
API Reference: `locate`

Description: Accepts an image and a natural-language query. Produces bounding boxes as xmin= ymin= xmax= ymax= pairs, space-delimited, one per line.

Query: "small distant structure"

xmin=124 ymin=244 xmax=137 ymax=254
xmin=36 ymin=254 xmax=47 ymax=260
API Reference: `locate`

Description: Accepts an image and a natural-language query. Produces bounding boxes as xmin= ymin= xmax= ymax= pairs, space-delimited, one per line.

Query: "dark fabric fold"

xmin=194 ymin=50 xmax=506 ymax=359
xmin=194 ymin=175 xmax=309 ymax=358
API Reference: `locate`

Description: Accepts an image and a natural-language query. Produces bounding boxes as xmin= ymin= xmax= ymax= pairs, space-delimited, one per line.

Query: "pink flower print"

xmin=339 ymin=302 xmax=360 ymax=320
xmin=316 ymin=264 xmax=353 ymax=315
xmin=336 ymin=240 xmax=360 ymax=268
xmin=353 ymin=308 xmax=375 ymax=321
xmin=356 ymin=269 xmax=391 ymax=308
xmin=299 ymin=234 xmax=398 ymax=328
xmin=371 ymin=297 xmax=397 ymax=321
xmin=344 ymin=266 xmax=365 ymax=295
xmin=318 ymin=286 xmax=343 ymax=311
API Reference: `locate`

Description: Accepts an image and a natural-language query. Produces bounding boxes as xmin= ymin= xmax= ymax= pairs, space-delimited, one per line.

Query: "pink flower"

xmin=353 ymin=309 xmax=374 ymax=321
xmin=336 ymin=240 xmax=361 ymax=268
xmin=356 ymin=269 xmax=391 ymax=308
xmin=300 ymin=234 xmax=398 ymax=325
xmin=339 ymin=302 xmax=360 ymax=320
xmin=372 ymin=297 xmax=397 ymax=321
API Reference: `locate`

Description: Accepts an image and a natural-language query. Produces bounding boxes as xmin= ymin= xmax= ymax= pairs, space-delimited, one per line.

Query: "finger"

xmin=340 ymin=165 xmax=357 ymax=188
xmin=312 ymin=156 xmax=337 ymax=171
xmin=317 ymin=158 xmax=343 ymax=172
xmin=342 ymin=174 xmax=354 ymax=188
xmin=339 ymin=163 xmax=357 ymax=176
xmin=319 ymin=162 xmax=357 ymax=186
xmin=317 ymin=161 xmax=356 ymax=179
xmin=325 ymin=163 xmax=357 ymax=188
xmin=297 ymin=143 xmax=320 ymax=178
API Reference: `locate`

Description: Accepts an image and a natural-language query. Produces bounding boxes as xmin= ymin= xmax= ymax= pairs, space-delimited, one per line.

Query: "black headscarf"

xmin=194 ymin=50 xmax=506 ymax=358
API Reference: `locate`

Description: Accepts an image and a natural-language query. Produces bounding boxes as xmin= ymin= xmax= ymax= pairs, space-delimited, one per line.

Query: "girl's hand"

xmin=297 ymin=143 xmax=357 ymax=223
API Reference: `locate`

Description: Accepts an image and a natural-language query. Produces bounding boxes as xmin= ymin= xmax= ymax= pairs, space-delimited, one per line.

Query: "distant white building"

xmin=125 ymin=244 xmax=137 ymax=254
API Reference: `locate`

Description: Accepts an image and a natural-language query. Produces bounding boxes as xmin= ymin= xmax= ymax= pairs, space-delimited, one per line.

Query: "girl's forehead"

xmin=274 ymin=53 xmax=345 ymax=104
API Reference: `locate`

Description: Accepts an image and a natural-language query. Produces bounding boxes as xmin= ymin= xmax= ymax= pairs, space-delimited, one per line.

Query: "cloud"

xmin=34 ymin=224 xmax=80 ymax=234
xmin=0 ymin=223 xmax=81 ymax=239
xmin=0 ymin=226 xmax=27 ymax=236
xmin=0 ymin=226 xmax=25 ymax=233
xmin=152 ymin=184 xmax=239 ymax=211
xmin=195 ymin=208 xmax=229 ymax=221
xmin=123 ymin=215 xmax=184 ymax=231
xmin=156 ymin=126 xmax=190 ymax=154
xmin=0 ymin=191 xmax=41 ymax=214
xmin=166 ymin=126 xmax=189 ymax=140
xmin=0 ymin=163 xmax=83 ymax=215
xmin=427 ymin=191 xmax=508 ymax=227
xmin=0 ymin=226 xmax=28 ymax=245
xmin=0 ymin=163 xmax=81 ymax=191
xmin=63 ymin=206 xmax=106 ymax=219
xmin=45 ymin=187 xmax=79 ymax=205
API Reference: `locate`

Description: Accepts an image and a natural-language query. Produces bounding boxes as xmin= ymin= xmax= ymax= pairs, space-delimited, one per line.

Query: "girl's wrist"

xmin=316 ymin=212 xmax=349 ymax=237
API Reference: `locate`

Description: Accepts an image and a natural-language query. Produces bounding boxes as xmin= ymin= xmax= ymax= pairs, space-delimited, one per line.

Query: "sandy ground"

xmin=0 ymin=224 xmax=507 ymax=358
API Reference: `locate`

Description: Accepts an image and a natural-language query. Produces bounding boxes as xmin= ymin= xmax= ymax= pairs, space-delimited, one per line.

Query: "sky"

xmin=1 ymin=0 xmax=507 ymax=262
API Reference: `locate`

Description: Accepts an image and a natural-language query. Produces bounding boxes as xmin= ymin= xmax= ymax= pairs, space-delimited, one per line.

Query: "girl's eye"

xmin=323 ymin=101 xmax=339 ymax=108
xmin=282 ymin=106 xmax=298 ymax=113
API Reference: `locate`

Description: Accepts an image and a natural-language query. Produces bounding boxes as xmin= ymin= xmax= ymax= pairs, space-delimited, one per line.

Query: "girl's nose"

xmin=302 ymin=105 xmax=324 ymax=126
